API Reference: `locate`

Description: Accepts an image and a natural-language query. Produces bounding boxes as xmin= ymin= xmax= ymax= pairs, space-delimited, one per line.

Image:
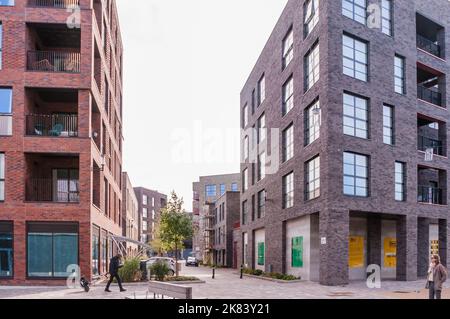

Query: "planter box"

xmin=242 ymin=274 xmax=303 ymax=284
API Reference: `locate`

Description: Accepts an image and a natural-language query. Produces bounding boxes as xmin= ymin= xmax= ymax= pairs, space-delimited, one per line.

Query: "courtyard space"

xmin=0 ymin=264 xmax=449 ymax=299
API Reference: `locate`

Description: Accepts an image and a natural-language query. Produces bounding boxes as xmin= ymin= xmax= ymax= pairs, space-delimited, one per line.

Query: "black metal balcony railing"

xmin=26 ymin=178 xmax=80 ymax=203
xmin=418 ymin=85 xmax=442 ymax=106
xmin=417 ymin=34 xmax=441 ymax=58
xmin=418 ymin=185 xmax=444 ymax=205
xmin=27 ymin=51 xmax=81 ymax=73
xmin=26 ymin=114 xmax=78 ymax=137
xmin=28 ymin=0 xmax=80 ymax=8
xmin=418 ymin=135 xmax=444 ymax=156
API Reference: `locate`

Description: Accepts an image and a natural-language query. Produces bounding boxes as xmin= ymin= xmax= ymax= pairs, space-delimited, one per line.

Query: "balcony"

xmin=417 ymin=115 xmax=446 ymax=156
xmin=418 ymin=186 xmax=443 ymax=205
xmin=416 ymin=13 xmax=445 ymax=59
xmin=418 ymin=166 xmax=447 ymax=205
xmin=26 ymin=178 xmax=80 ymax=202
xmin=27 ymin=0 xmax=80 ymax=8
xmin=418 ymin=135 xmax=443 ymax=156
xmin=417 ymin=63 xmax=445 ymax=107
xmin=27 ymin=23 xmax=81 ymax=74
xmin=26 ymin=114 xmax=78 ymax=137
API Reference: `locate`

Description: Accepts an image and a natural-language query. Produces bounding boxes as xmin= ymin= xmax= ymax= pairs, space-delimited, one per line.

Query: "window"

xmin=395 ymin=162 xmax=406 ymax=201
xmin=0 ymin=153 xmax=4 ymax=201
xmin=243 ymin=168 xmax=248 ymax=192
xmin=282 ymin=172 xmax=294 ymax=209
xmin=305 ymin=43 xmax=320 ymax=91
xmin=0 ymin=1 xmax=15 ymax=6
xmin=257 ymin=190 xmax=266 ymax=219
xmin=343 ymin=34 xmax=368 ymax=81
xmin=142 ymin=222 xmax=147 ymax=231
xmin=54 ymin=169 xmax=79 ymax=203
xmin=231 ymin=183 xmax=238 ymax=192
xmin=258 ymin=152 xmax=266 ymax=181
xmin=142 ymin=208 xmax=148 ymax=218
xmin=0 ymin=222 xmax=13 ymax=277
xmin=27 ymin=223 xmax=78 ymax=278
xmin=257 ymin=75 xmax=265 ymax=106
xmin=282 ymin=76 xmax=294 ymax=116
xmin=243 ymin=136 xmax=249 ymax=161
xmin=305 ymin=100 xmax=321 ymax=146
xmin=257 ymin=114 xmax=266 ymax=143
xmin=0 ymin=88 xmax=12 ymax=136
xmin=282 ymin=124 xmax=294 ymax=163
xmin=291 ymin=237 xmax=304 ymax=268
xmin=152 ymin=197 xmax=155 ymax=207
xmin=342 ymin=0 xmax=366 ymax=24
xmin=305 ymin=156 xmax=320 ymax=200
xmin=152 ymin=209 xmax=155 ymax=220
xmin=282 ymin=28 xmax=294 ymax=69
xmin=92 ymin=226 xmax=99 ymax=276
xmin=220 ymin=184 xmax=226 ymax=196
xmin=394 ymin=55 xmax=405 ymax=94
xmin=343 ymin=152 xmax=369 ymax=197
xmin=381 ymin=0 xmax=393 ymax=36
xmin=383 ymin=104 xmax=394 ymax=145
xmin=242 ymin=200 xmax=248 ymax=225
xmin=242 ymin=104 xmax=248 ymax=128
xmin=304 ymin=0 xmax=319 ymax=37
xmin=205 ymin=185 xmax=217 ymax=197
xmin=343 ymin=92 xmax=369 ymax=139
xmin=257 ymin=242 xmax=265 ymax=266
xmin=143 ymin=195 xmax=148 ymax=205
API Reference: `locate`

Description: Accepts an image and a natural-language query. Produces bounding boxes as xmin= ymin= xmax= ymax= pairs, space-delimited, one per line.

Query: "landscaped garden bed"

xmin=242 ymin=268 xmax=302 ymax=283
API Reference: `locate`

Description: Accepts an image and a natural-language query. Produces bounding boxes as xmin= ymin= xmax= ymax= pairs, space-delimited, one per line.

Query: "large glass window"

xmin=257 ymin=152 xmax=266 ymax=181
xmin=282 ymin=124 xmax=294 ymax=163
xmin=342 ymin=0 xmax=366 ymax=25
xmin=395 ymin=162 xmax=406 ymax=201
xmin=0 ymin=153 xmax=4 ymax=201
xmin=0 ymin=222 xmax=13 ymax=277
xmin=92 ymin=226 xmax=99 ymax=276
xmin=282 ymin=172 xmax=294 ymax=209
xmin=205 ymin=185 xmax=217 ymax=197
xmin=305 ymin=100 xmax=321 ymax=146
xmin=0 ymin=87 xmax=12 ymax=136
xmin=257 ymin=114 xmax=266 ymax=143
xmin=305 ymin=156 xmax=320 ymax=200
xmin=282 ymin=76 xmax=294 ymax=116
xmin=394 ymin=55 xmax=405 ymax=94
xmin=282 ymin=28 xmax=294 ymax=69
xmin=305 ymin=43 xmax=320 ymax=91
xmin=54 ymin=168 xmax=79 ymax=203
xmin=242 ymin=200 xmax=248 ymax=226
xmin=243 ymin=168 xmax=248 ymax=192
xmin=27 ymin=223 xmax=78 ymax=278
xmin=304 ymin=0 xmax=319 ymax=37
xmin=383 ymin=104 xmax=394 ymax=145
xmin=257 ymin=75 xmax=265 ymax=106
xmin=381 ymin=0 xmax=393 ymax=36
xmin=257 ymin=190 xmax=266 ymax=219
xmin=343 ymin=152 xmax=369 ymax=197
xmin=343 ymin=34 xmax=368 ymax=81
xmin=343 ymin=92 xmax=369 ymax=139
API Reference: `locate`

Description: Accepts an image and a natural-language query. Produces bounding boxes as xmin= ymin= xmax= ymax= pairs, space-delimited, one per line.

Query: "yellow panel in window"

xmin=349 ymin=236 xmax=365 ymax=268
xmin=384 ymin=238 xmax=397 ymax=268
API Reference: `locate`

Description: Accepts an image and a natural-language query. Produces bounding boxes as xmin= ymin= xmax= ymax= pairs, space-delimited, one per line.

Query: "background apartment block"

xmin=192 ymin=173 xmax=240 ymax=263
xmin=0 ymin=0 xmax=124 ymax=284
xmin=239 ymin=0 xmax=450 ymax=285
xmin=121 ymin=172 xmax=139 ymax=255
xmin=133 ymin=187 xmax=167 ymax=246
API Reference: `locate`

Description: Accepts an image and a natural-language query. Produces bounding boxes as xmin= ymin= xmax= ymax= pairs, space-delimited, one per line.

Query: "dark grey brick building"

xmin=239 ymin=0 xmax=450 ymax=286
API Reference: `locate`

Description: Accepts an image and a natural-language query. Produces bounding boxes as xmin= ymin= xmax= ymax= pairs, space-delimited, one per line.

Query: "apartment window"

xmin=0 ymin=153 xmax=4 ymax=201
xmin=0 ymin=222 xmax=13 ymax=277
xmin=205 ymin=185 xmax=217 ymax=197
xmin=383 ymin=104 xmax=394 ymax=145
xmin=54 ymin=169 xmax=79 ymax=203
xmin=27 ymin=223 xmax=78 ymax=278
xmin=257 ymin=152 xmax=266 ymax=181
xmin=305 ymin=43 xmax=320 ymax=91
xmin=220 ymin=184 xmax=226 ymax=196
xmin=343 ymin=152 xmax=369 ymax=197
xmin=282 ymin=124 xmax=294 ymax=163
xmin=152 ymin=197 xmax=155 ymax=207
xmin=282 ymin=172 xmax=294 ymax=209
xmin=257 ymin=114 xmax=266 ymax=143
xmin=343 ymin=34 xmax=368 ymax=81
xmin=257 ymin=190 xmax=266 ymax=219
xmin=0 ymin=88 xmax=12 ymax=136
xmin=242 ymin=200 xmax=248 ymax=226
xmin=142 ymin=222 xmax=148 ymax=231
xmin=381 ymin=0 xmax=393 ymax=36
xmin=282 ymin=28 xmax=294 ymax=69
xmin=142 ymin=208 xmax=148 ymax=218
xmin=343 ymin=92 xmax=369 ymax=139
xmin=244 ymin=136 xmax=249 ymax=161
xmin=143 ymin=195 xmax=148 ymax=205
xmin=242 ymin=104 xmax=248 ymax=128
xmin=304 ymin=0 xmax=319 ymax=37
xmin=305 ymin=156 xmax=320 ymax=200
xmin=282 ymin=76 xmax=294 ymax=116
xmin=152 ymin=209 xmax=155 ymax=220
xmin=257 ymin=75 xmax=265 ymax=106
xmin=231 ymin=183 xmax=238 ymax=192
xmin=243 ymin=168 xmax=248 ymax=192
xmin=394 ymin=55 xmax=405 ymax=94
xmin=0 ymin=1 xmax=15 ymax=6
xmin=395 ymin=162 xmax=406 ymax=201
xmin=304 ymin=100 xmax=321 ymax=146
xmin=342 ymin=0 xmax=366 ymax=25
xmin=251 ymin=89 xmax=256 ymax=114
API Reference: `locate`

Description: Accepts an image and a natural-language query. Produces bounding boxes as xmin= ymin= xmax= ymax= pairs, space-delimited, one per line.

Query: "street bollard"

xmin=240 ymin=265 xmax=244 ymax=279
xmin=212 ymin=266 xmax=216 ymax=279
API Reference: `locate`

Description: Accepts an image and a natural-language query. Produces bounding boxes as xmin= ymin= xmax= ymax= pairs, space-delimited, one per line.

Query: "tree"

xmin=159 ymin=191 xmax=193 ymax=277
xmin=150 ymin=223 xmax=165 ymax=256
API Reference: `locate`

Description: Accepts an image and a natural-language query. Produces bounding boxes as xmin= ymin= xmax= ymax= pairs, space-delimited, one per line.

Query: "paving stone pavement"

xmin=0 ymin=265 xmax=448 ymax=299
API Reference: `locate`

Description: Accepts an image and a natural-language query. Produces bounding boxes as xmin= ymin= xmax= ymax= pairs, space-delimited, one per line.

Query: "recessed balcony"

xmin=27 ymin=0 xmax=80 ymax=9
xmin=417 ymin=63 xmax=445 ymax=107
xmin=417 ymin=166 xmax=446 ymax=205
xmin=417 ymin=115 xmax=446 ymax=157
xmin=416 ymin=13 xmax=445 ymax=59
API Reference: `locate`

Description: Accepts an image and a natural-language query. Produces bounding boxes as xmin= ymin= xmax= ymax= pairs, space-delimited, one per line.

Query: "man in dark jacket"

xmin=105 ymin=254 xmax=127 ymax=292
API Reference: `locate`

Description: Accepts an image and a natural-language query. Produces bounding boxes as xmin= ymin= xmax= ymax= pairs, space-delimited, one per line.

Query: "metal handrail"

xmin=417 ymin=85 xmax=442 ymax=106
xmin=417 ymin=185 xmax=444 ymax=205
xmin=417 ymin=34 xmax=441 ymax=58
xmin=418 ymin=135 xmax=443 ymax=156
xmin=27 ymin=51 xmax=81 ymax=73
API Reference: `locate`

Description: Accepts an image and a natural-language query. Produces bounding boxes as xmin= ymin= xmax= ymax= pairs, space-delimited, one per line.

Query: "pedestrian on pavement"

xmin=426 ymin=254 xmax=447 ymax=299
xmin=105 ymin=254 xmax=127 ymax=293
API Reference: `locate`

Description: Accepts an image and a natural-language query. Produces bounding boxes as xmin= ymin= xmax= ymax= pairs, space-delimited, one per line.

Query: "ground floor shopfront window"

xmin=27 ymin=222 xmax=78 ymax=278
xmin=0 ymin=222 xmax=13 ymax=278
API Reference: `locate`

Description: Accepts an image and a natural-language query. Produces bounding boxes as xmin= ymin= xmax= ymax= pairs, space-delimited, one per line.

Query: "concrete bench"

xmin=145 ymin=281 xmax=192 ymax=299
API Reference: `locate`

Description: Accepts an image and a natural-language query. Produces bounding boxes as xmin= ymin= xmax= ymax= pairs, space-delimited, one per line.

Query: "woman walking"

xmin=426 ymin=255 xmax=447 ymax=299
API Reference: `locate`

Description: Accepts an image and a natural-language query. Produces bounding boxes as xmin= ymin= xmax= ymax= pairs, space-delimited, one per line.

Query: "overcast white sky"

xmin=116 ymin=0 xmax=288 ymax=211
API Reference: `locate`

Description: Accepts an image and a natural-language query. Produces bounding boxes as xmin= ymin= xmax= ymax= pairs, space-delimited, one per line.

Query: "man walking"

xmin=105 ymin=254 xmax=127 ymax=293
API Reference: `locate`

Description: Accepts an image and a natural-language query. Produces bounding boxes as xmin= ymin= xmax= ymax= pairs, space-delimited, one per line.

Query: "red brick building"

xmin=0 ymin=0 xmax=123 ymax=285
